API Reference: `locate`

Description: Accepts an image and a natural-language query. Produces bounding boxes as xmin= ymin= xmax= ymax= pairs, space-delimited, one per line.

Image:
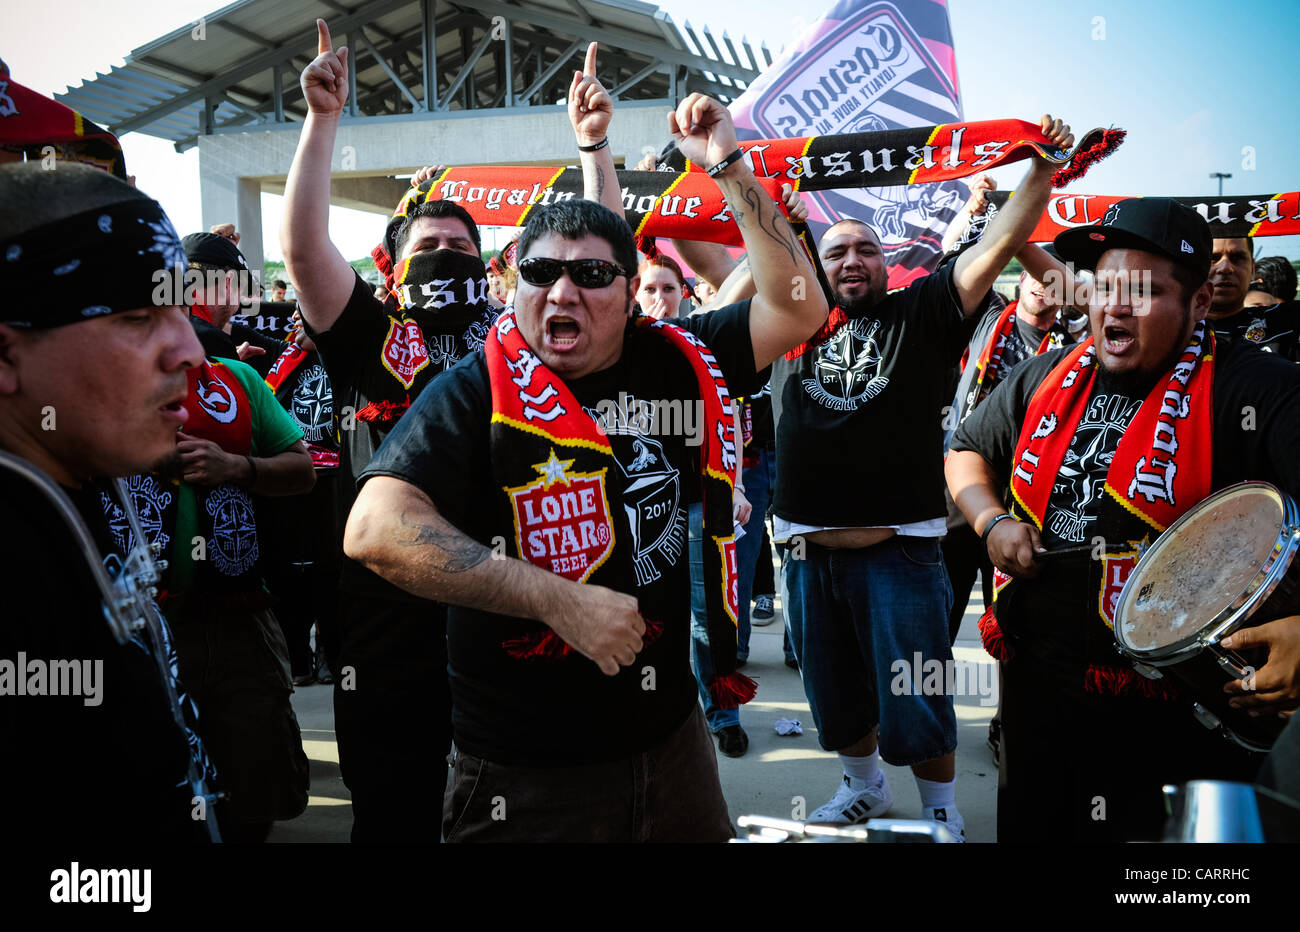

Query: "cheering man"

xmin=947 ymin=198 xmax=1300 ymax=841
xmin=344 ymin=90 xmax=828 ymax=841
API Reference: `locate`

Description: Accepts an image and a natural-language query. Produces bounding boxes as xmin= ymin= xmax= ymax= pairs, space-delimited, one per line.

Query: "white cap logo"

xmin=1181 ymin=240 xmax=1194 ymax=254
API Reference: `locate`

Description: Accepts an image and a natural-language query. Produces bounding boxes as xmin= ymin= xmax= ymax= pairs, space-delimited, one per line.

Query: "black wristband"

xmin=706 ymin=148 xmax=745 ymax=178
xmin=244 ymin=455 xmax=258 ymax=490
xmin=981 ymin=513 xmax=1015 ymax=547
xmin=577 ymin=138 xmax=609 ymax=152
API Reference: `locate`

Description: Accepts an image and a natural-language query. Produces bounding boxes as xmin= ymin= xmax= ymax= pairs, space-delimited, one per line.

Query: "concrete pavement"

xmin=269 ymin=582 xmax=998 ymax=842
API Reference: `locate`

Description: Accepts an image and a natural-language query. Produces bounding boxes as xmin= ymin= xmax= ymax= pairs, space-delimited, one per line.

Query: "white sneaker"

xmin=927 ymin=807 xmax=965 ymax=842
xmin=807 ymin=773 xmax=893 ymax=824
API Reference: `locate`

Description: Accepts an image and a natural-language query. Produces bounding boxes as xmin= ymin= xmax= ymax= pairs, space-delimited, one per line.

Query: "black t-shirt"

xmin=360 ymin=303 xmax=758 ymax=765
xmin=1209 ymin=301 xmax=1300 ymax=362
xmin=953 ymin=335 xmax=1300 ymax=553
xmin=747 ymin=371 xmax=775 ymax=452
xmin=951 ymin=336 xmax=1300 ymax=676
xmin=307 ymin=272 xmax=498 ymax=601
xmin=0 ymin=467 xmax=199 ymax=843
xmin=771 ymin=262 xmax=986 ymax=526
xmin=190 ymin=315 xmax=238 ymax=361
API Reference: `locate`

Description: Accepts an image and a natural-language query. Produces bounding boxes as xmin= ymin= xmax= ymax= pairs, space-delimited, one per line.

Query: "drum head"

xmin=1118 ymin=484 xmax=1287 ymax=653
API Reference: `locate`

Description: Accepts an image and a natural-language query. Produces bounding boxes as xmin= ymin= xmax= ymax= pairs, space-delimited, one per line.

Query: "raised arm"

xmin=281 ymin=20 xmax=359 ymax=334
xmin=1017 ymin=242 xmax=1082 ymax=307
xmin=669 ymin=95 xmax=826 ymax=368
xmin=679 ymin=184 xmax=807 ymax=310
xmin=344 ymin=476 xmax=647 ymax=675
xmin=569 ymin=43 xmax=621 ymax=216
xmin=952 ymin=116 xmax=1074 ymax=316
xmin=941 ymin=174 xmax=996 ymax=254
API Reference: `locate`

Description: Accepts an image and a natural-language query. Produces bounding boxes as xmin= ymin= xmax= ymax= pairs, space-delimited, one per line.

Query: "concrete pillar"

xmin=199 ymin=163 xmax=263 ymax=276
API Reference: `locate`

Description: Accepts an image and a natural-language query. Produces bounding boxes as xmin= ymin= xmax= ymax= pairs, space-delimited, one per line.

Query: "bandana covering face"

xmin=390 ymin=249 xmax=492 ymax=331
xmin=484 ymin=309 xmax=756 ymax=707
xmin=984 ymin=322 xmax=1215 ymax=697
xmin=1 ymin=199 xmax=186 ymax=328
xmin=358 ymin=249 xmax=497 ymax=425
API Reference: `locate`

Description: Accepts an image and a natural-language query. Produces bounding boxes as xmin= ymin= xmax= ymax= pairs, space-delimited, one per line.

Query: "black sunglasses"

xmin=517 ymin=257 xmax=629 ymax=289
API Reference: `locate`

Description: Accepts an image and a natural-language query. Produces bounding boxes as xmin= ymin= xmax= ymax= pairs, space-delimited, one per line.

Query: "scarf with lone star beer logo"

xmin=982 ymin=322 xmax=1215 ymax=699
xmin=484 ymin=309 xmax=756 ymax=708
xmin=959 ymin=301 xmax=1069 ymax=422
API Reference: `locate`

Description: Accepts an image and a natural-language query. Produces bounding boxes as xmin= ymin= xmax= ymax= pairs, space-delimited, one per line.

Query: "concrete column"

xmin=199 ymin=160 xmax=264 ymax=276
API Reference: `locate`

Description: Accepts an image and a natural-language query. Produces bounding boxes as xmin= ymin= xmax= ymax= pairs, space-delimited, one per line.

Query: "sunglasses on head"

xmin=517 ymin=257 xmax=629 ymax=289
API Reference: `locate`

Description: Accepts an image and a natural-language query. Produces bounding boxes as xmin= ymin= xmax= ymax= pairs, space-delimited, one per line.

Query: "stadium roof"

xmin=55 ymin=0 xmax=771 ymax=151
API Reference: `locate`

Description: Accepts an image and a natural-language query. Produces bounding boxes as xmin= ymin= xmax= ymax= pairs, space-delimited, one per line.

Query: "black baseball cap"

xmin=1054 ymin=198 xmax=1211 ymax=278
xmin=181 ymin=231 xmax=250 ymax=271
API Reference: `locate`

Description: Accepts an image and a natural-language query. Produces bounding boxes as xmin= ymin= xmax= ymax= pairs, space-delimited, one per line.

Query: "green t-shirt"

xmin=171 ymin=357 xmax=304 ymax=597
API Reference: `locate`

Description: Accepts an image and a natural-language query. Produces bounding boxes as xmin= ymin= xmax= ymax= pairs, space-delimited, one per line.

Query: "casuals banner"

xmin=987 ymin=190 xmax=1300 ymax=241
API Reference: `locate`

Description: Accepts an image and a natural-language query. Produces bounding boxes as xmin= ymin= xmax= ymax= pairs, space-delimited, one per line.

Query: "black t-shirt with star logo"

xmin=771 ymin=262 xmax=985 ymax=527
xmin=359 ymin=303 xmax=758 ymax=765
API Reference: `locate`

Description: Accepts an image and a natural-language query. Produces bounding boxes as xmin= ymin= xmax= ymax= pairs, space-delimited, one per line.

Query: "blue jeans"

xmin=781 ymin=535 xmax=958 ymax=766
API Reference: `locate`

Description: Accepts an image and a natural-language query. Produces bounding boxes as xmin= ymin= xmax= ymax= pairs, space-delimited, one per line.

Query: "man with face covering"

xmin=282 ymin=20 xmax=502 ymax=842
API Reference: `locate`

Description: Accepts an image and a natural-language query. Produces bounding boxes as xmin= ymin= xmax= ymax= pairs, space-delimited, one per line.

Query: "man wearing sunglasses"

xmin=344 ymin=86 xmax=828 ymax=840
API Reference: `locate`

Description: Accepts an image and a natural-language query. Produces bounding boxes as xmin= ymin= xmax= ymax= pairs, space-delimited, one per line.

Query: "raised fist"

xmin=668 ymin=93 xmax=739 ymax=172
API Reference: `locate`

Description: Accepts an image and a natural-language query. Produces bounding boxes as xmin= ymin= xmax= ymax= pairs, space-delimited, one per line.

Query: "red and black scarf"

xmin=959 ymin=301 xmax=1068 ymax=422
xmin=983 ymin=323 xmax=1216 ymax=698
xmin=484 ymin=309 xmax=755 ymax=708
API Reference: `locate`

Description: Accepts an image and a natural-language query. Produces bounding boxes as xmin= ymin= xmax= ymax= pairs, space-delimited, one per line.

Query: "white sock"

xmin=840 ymin=750 xmax=881 ymax=789
xmin=915 ymin=776 xmax=957 ymax=817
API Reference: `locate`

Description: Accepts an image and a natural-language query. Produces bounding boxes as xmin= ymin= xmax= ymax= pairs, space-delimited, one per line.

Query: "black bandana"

xmin=389 ymin=249 xmax=493 ymax=333
xmin=1 ymin=198 xmax=186 ymax=329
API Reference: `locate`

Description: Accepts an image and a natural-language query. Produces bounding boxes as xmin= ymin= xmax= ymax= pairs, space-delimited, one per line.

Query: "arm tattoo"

xmin=397 ymin=509 xmax=492 ymax=573
xmin=594 ymin=165 xmax=606 ymax=201
xmin=740 ymin=183 xmax=799 ymax=263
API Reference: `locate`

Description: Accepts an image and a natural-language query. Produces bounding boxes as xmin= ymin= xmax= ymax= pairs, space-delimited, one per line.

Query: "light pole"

xmin=1210 ymin=172 xmax=1232 ymax=196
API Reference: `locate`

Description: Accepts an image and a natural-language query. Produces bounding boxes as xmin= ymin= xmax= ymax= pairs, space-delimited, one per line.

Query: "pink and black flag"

xmin=727 ymin=0 xmax=967 ymax=288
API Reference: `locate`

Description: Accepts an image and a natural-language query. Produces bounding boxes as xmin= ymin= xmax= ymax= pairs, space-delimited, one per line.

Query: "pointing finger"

xmin=584 ymin=41 xmax=598 ymax=77
xmin=317 ymin=18 xmax=332 ymax=55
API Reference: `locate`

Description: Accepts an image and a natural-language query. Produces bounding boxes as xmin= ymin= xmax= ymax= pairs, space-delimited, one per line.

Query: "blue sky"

xmin=7 ymin=0 xmax=1299 ymax=260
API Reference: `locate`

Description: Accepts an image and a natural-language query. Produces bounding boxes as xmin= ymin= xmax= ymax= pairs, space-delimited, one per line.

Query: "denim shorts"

xmin=781 ymin=535 xmax=957 ymax=765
